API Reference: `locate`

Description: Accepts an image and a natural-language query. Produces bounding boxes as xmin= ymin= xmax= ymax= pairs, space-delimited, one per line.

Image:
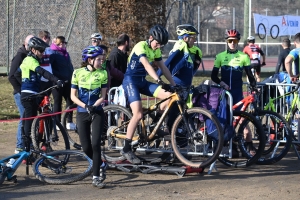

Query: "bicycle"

xmin=28 ymin=85 xmax=70 ymax=152
xmin=0 ymin=137 xmax=92 ymax=185
xmin=103 ymin=85 xmax=224 ymax=168
xmin=217 ymin=86 xmax=288 ymax=167
xmin=263 ymin=81 xmax=300 ymax=161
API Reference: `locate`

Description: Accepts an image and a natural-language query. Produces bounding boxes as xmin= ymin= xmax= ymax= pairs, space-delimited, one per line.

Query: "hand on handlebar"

xmin=290 ymin=75 xmax=299 ymax=83
xmin=220 ymin=81 xmax=230 ymax=90
xmin=157 ymin=79 xmax=172 ymax=92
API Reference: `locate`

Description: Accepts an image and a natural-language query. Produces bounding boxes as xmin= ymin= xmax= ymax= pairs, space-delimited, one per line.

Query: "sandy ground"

xmin=1 ymin=121 xmax=300 ymax=200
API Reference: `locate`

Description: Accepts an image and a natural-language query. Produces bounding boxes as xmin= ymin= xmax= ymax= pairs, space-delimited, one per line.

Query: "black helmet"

xmin=149 ymin=25 xmax=169 ymax=45
xmin=28 ymin=37 xmax=49 ymax=51
xmin=176 ymin=24 xmax=199 ymax=36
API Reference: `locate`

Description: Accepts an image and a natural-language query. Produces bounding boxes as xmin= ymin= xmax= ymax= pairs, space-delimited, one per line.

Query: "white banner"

xmin=253 ymin=13 xmax=300 ymax=36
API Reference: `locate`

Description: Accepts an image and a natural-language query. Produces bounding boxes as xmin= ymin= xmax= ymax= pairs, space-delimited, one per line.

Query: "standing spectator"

xmin=108 ymin=33 xmax=130 ymax=88
xmin=8 ymin=34 xmax=34 ymax=154
xmin=243 ymin=36 xmax=266 ymax=82
xmin=50 ymin=36 xmax=75 ymax=130
xmin=19 ymin=37 xmax=64 ymax=149
xmin=99 ymin=45 xmax=124 ymax=96
xmin=38 ymin=30 xmax=54 ymax=92
xmin=70 ymin=46 xmax=108 ymax=188
xmin=275 ymin=38 xmax=291 ymax=74
xmin=286 ymin=33 xmax=300 ymax=81
xmin=91 ymin=33 xmax=102 ymax=47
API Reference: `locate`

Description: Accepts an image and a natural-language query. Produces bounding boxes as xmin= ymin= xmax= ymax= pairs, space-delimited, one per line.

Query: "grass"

xmin=0 ymin=72 xmax=275 ymax=120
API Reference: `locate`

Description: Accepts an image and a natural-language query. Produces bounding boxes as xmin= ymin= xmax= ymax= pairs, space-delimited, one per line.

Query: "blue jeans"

xmin=14 ymin=93 xmax=25 ymax=149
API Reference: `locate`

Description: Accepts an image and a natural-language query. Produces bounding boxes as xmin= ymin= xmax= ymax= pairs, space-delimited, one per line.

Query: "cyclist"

xmin=243 ymin=35 xmax=266 ymax=82
xmin=158 ymin=24 xmax=202 ymax=132
xmin=121 ymin=25 xmax=176 ymax=164
xmin=275 ymin=38 xmax=291 ymax=74
xmin=211 ymin=29 xmax=257 ymax=157
xmin=70 ymin=46 xmax=108 ymax=188
xmin=91 ymin=32 xmax=102 ymax=46
xmin=18 ymin=37 xmax=64 ymax=149
xmin=286 ymin=32 xmax=300 ymax=81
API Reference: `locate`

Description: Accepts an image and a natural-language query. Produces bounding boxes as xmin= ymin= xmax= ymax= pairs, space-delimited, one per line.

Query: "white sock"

xmin=93 ymin=176 xmax=99 ymax=180
xmin=101 ymin=162 xmax=106 ymax=167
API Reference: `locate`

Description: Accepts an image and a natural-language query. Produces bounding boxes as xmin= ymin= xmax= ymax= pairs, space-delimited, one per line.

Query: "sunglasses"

xmin=92 ymin=39 xmax=100 ymax=43
xmin=227 ymin=39 xmax=239 ymax=44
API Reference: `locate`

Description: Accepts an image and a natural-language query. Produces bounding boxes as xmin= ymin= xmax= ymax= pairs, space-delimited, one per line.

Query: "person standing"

xmin=8 ymin=34 xmax=34 ymax=153
xmin=286 ymin=33 xmax=300 ymax=81
xmin=243 ymin=36 xmax=266 ymax=82
xmin=19 ymin=37 xmax=64 ymax=150
xmin=275 ymin=38 xmax=291 ymax=74
xmin=50 ymin=36 xmax=75 ymax=129
xmin=70 ymin=46 xmax=108 ymax=188
xmin=108 ymin=33 xmax=130 ymax=88
xmin=38 ymin=30 xmax=54 ymax=92
xmin=211 ymin=29 xmax=257 ymax=156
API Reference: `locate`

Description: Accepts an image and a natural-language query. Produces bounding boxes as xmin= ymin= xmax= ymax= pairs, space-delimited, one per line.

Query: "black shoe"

xmin=120 ymin=149 xmax=141 ymax=164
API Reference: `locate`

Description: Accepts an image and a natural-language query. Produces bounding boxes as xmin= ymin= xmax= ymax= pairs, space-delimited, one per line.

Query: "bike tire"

xmin=171 ymin=107 xmax=224 ymax=168
xmin=101 ymin=104 xmax=133 ymax=163
xmin=256 ymin=110 xmax=292 ymax=165
xmin=218 ymin=110 xmax=265 ymax=167
xmin=257 ymin=23 xmax=266 ymax=40
xmin=32 ymin=150 xmax=93 ymax=184
xmin=61 ymin=104 xmax=81 ymax=150
xmin=31 ymin=116 xmax=70 ymax=152
xmin=270 ymin=25 xmax=279 ymax=39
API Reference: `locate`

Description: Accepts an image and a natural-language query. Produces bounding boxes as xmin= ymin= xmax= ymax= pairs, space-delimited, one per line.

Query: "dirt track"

xmin=1 ymin=121 xmax=300 ymax=200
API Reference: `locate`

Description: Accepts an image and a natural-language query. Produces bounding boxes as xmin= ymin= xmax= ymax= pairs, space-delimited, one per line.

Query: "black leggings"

xmin=77 ymin=110 xmax=104 ymax=176
xmin=21 ymin=93 xmax=39 ymax=139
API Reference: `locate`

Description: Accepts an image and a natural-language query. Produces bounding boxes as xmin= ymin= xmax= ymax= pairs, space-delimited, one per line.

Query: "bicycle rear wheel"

xmin=31 ymin=116 xmax=70 ymax=152
xmin=256 ymin=110 xmax=292 ymax=165
xmin=171 ymin=107 xmax=224 ymax=168
xmin=61 ymin=104 xmax=81 ymax=150
xmin=218 ymin=110 xmax=265 ymax=167
xmin=32 ymin=150 xmax=92 ymax=184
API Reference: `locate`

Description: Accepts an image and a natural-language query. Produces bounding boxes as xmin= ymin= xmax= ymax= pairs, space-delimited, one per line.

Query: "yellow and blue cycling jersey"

xmin=71 ymin=67 xmax=107 ymax=112
xmin=20 ymin=56 xmax=43 ymax=93
xmin=214 ymin=50 xmax=251 ymax=90
xmin=288 ymin=48 xmax=300 ymax=75
xmin=124 ymin=41 xmax=162 ymax=77
xmin=159 ymin=40 xmax=202 ymax=86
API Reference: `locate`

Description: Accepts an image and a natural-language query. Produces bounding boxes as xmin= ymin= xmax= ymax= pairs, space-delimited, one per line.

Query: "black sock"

xmin=123 ymin=138 xmax=132 ymax=153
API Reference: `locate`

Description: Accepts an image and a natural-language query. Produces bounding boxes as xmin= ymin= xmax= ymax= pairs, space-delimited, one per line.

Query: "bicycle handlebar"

xmin=21 ymin=80 xmax=68 ymax=100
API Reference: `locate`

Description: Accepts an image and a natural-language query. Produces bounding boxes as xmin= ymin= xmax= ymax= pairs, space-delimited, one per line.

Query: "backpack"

xmin=192 ymin=80 xmax=234 ymax=143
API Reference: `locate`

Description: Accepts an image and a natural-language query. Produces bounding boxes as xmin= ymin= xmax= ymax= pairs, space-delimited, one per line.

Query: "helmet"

xmin=176 ymin=24 xmax=199 ymax=36
xmin=247 ymin=35 xmax=255 ymax=42
xmin=27 ymin=37 xmax=49 ymax=51
xmin=225 ymin=29 xmax=241 ymax=40
xmin=82 ymin=46 xmax=103 ymax=62
xmin=149 ymin=25 xmax=169 ymax=45
xmin=91 ymin=33 xmax=103 ymax=40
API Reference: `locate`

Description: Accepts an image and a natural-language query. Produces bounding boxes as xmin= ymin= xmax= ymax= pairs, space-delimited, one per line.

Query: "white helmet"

xmin=91 ymin=33 xmax=102 ymax=40
xmin=247 ymin=36 xmax=255 ymax=41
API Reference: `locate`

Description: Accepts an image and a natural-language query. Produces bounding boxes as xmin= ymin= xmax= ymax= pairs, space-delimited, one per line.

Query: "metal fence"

xmin=0 ymin=0 xmax=97 ymax=74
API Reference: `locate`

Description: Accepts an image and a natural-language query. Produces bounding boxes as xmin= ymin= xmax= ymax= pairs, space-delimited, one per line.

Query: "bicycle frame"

xmin=110 ymin=88 xmax=187 ymax=143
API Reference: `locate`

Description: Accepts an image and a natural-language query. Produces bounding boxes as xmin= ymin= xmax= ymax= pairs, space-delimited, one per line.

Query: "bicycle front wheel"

xmin=32 ymin=150 xmax=92 ymax=184
xmin=218 ymin=110 xmax=265 ymax=167
xmin=256 ymin=110 xmax=292 ymax=165
xmin=171 ymin=107 xmax=224 ymax=168
xmin=31 ymin=116 xmax=70 ymax=152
